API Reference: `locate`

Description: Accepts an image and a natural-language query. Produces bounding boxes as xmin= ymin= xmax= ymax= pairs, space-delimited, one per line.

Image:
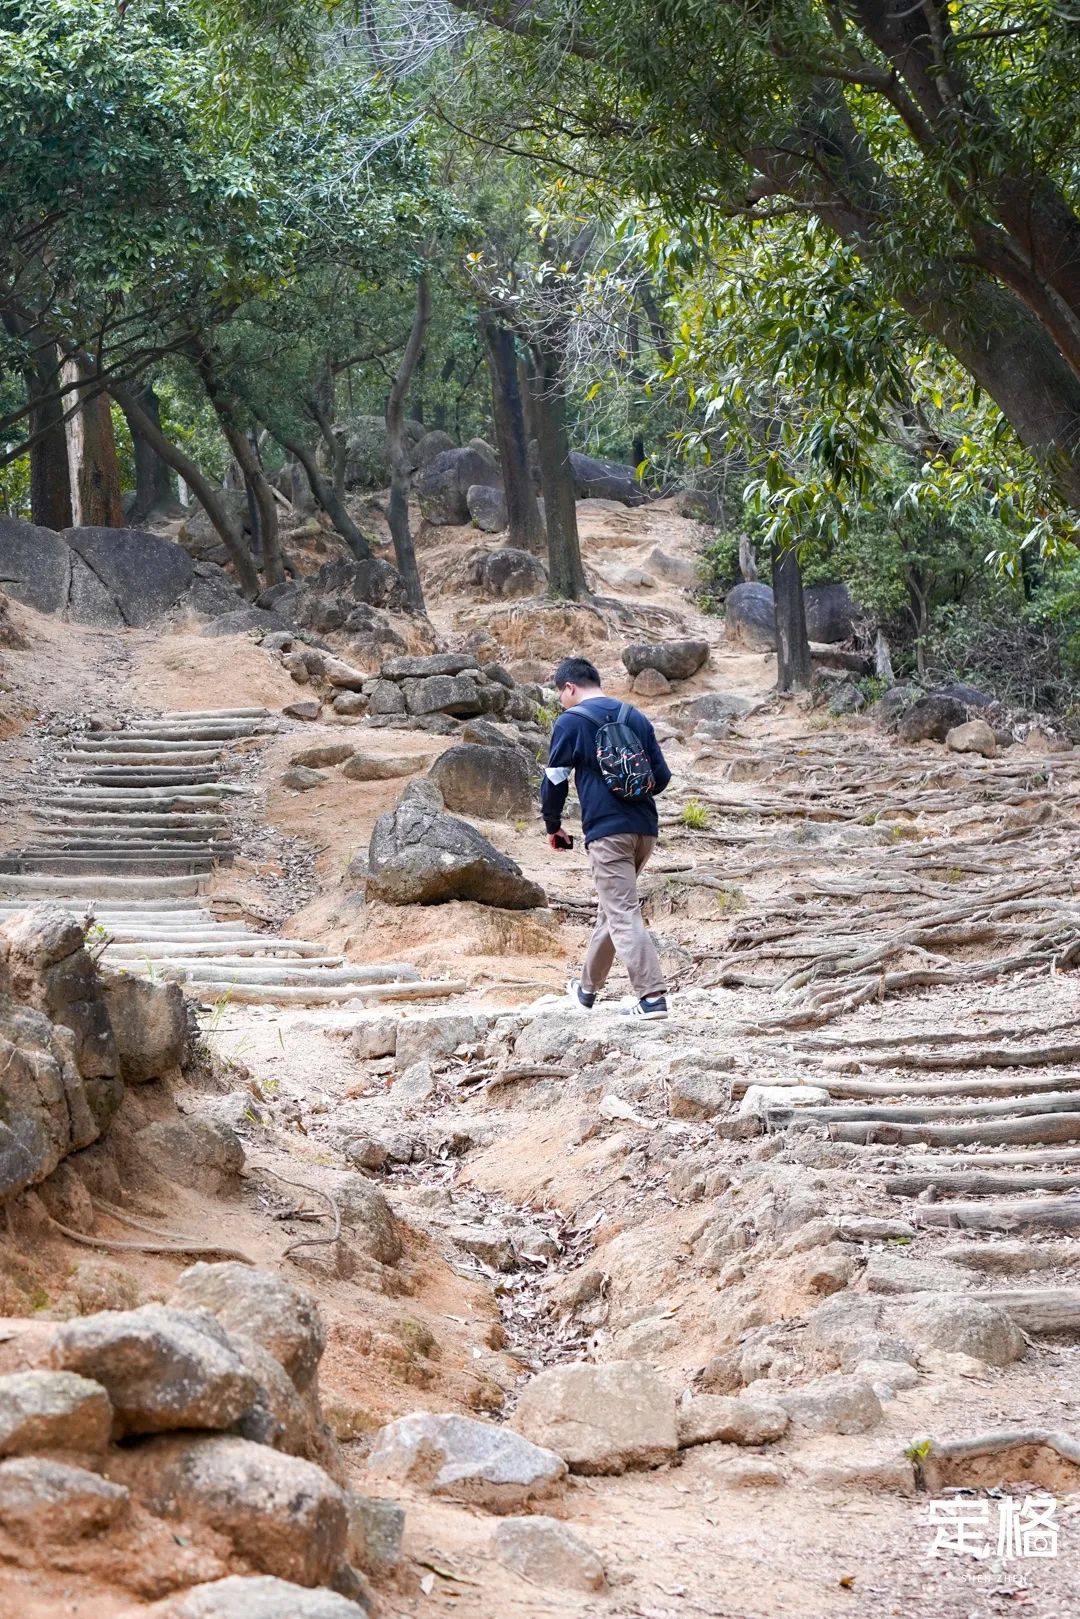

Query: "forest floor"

xmin=2 ymin=499 xmax=1080 ymax=1618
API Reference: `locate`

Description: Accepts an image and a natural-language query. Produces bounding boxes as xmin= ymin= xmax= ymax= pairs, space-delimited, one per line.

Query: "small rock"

xmin=283 ymin=700 xmax=322 ymax=721
xmin=703 ymin=1456 xmax=785 ymax=1488
xmin=839 ymin=1217 xmax=916 ymax=1241
xmin=803 ymin=1251 xmax=857 ymax=1296
xmin=632 ymin=667 xmax=672 ymax=698
xmin=282 ymin=765 xmax=326 ymax=791
xmin=669 ymin=1071 xmax=729 ymax=1120
xmin=450 ymin=1223 xmax=517 ymax=1271
xmin=343 ymin=752 xmax=426 ymax=781
xmin=946 ymin=719 xmax=997 ymax=758
xmin=145 ymin=1577 xmax=366 ymax=1619
xmin=330 ymin=1175 xmax=402 ymax=1264
xmin=49 ymin=1305 xmax=257 ymax=1436
xmin=390 ymin=1059 xmax=436 ymax=1105
xmin=855 ymin=1359 xmax=920 ymax=1398
xmin=367 ymin=1412 xmax=566 ymax=1510
xmin=349 ymin=1017 xmax=398 ymax=1060
xmin=0 ymin=1370 xmax=112 ymax=1458
xmin=367 ymin=679 xmax=407 ymax=716
xmin=512 ymin=1360 xmax=678 ymax=1475
xmin=290 ymin=743 xmax=355 ymax=769
xmin=116 ymin=1434 xmax=347 ymax=1586
xmin=492 ymin=1514 xmax=606 ymax=1591
xmin=774 ymin=1374 xmax=882 ymax=1434
xmin=395 ymin=1012 xmax=494 ymax=1069
xmin=169 ymin=1265 xmax=325 ymax=1392
xmin=0 ymin=1456 xmax=128 ymax=1538
xmin=676 ymin=1395 xmax=789 ymax=1449
xmin=345 ymin=1492 xmax=405 ymax=1574
xmin=738 ymin=1083 xmax=829 ymax=1117
xmin=331 ymin=691 xmax=368 ymax=717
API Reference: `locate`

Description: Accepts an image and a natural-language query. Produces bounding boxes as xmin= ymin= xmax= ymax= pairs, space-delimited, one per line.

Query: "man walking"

xmin=541 ymin=656 xmax=671 ymax=1019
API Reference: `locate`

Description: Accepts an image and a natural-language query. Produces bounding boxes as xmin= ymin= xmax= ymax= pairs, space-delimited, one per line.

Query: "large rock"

xmin=417 ymin=447 xmax=502 ymax=526
xmin=100 ymin=972 xmax=186 ymax=1083
xmin=0 ymin=996 xmax=101 ymax=1199
xmin=272 ymin=557 xmax=410 ymax=629
xmin=0 ymin=1369 xmax=112 ymax=1458
xmin=49 ymin=1305 xmax=258 ymax=1435
xmin=133 ymin=1116 xmax=245 ymax=1196
xmin=342 ymin=752 xmax=426 ymax=782
xmin=117 ymin=1434 xmax=346 ymax=1586
xmin=646 ymin=546 xmax=697 ymax=587
xmin=395 ymin=1011 xmax=494 ymax=1068
xmin=2 ymin=904 xmax=119 ymax=1087
xmin=469 ymin=547 xmax=548 ymax=599
xmin=202 ymin=607 xmax=294 ymax=639
xmin=169 ymin=1264 xmax=326 ymax=1392
xmin=804 ymin=583 xmax=860 ymax=643
xmin=402 ymin=673 xmax=501 ymax=718
xmin=724 ymin=582 xmax=776 ymax=650
xmin=467 ymin=484 xmax=508 ymax=533
xmin=897 ymin=693 xmax=969 ymax=745
xmin=512 ymin=1361 xmax=678 ymax=1474
xmin=428 ymin=744 xmax=536 ymax=819
xmin=147 ymin=1577 xmax=367 ymax=1619
xmin=345 ymin=1492 xmax=405 ymax=1575
xmin=62 ymin=526 xmax=195 ymax=626
xmin=0 ymin=1456 xmax=128 ymax=1539
xmin=367 ymin=1412 xmax=566 ymax=1510
xmin=622 ymin=640 xmax=709 ymax=682
xmin=367 ymin=784 xmax=544 ymax=909
xmin=383 ymin=653 xmax=481 ymax=678
xmin=0 ymin=518 xmax=198 ymax=627
xmin=492 ymin=1516 xmax=606 ymax=1591
xmin=569 ymin=452 xmax=648 ymax=506
xmin=413 ymin=429 xmax=457 ymax=468
xmin=889 ymin=1298 xmax=1026 ymax=1366
xmin=329 ymin=1175 xmax=402 ymax=1264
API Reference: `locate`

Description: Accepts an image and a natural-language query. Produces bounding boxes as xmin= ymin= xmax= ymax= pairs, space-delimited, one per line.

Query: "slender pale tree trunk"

xmin=385 ymin=273 xmax=431 ymax=611
xmin=63 ymin=357 xmax=123 ymax=526
xmin=772 ymin=541 xmax=811 ymax=692
xmin=481 ymin=314 xmax=545 ymax=554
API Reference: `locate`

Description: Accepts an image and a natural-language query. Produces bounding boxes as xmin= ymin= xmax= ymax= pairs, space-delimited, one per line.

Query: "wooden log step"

xmin=735 ymin=1071 xmax=1080 ymax=1102
xmin=769 ymin=1092 xmax=1080 ymax=1128
xmin=885 ymin=1170 xmax=1080 ymax=1198
xmin=182 ymin=978 xmax=468 ymax=1006
xmin=916 ymin=1199 xmax=1080 ymax=1234
xmin=830 ymin=1114 xmax=1080 ymax=1147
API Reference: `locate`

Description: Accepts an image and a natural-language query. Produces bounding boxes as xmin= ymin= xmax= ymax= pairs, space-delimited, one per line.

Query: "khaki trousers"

xmin=581 ymin=833 xmax=666 ymax=1000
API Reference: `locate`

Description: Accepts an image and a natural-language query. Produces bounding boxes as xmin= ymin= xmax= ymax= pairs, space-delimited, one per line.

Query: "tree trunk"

xmin=772 ymin=541 xmax=811 ymax=692
xmin=307 ymin=393 xmax=349 ymax=509
xmin=385 ymin=274 xmax=431 ymax=612
xmin=27 ymin=348 xmax=73 ymax=530
xmin=528 ymin=344 xmax=587 ymax=601
xmin=219 ymin=420 xmax=282 ymax=586
xmin=481 ymin=315 xmax=545 ymax=554
xmin=120 ymin=382 xmax=174 ymax=526
xmin=738 ymin=533 xmax=758 ymax=583
xmin=110 ymin=380 xmax=260 ymax=599
xmin=279 ymin=433 xmax=374 ymax=560
xmin=63 ymin=358 xmax=123 ymax=527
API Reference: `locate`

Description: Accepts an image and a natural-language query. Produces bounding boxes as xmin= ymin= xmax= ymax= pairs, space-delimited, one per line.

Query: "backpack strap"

xmin=617 ymin=703 xmax=631 ymax=724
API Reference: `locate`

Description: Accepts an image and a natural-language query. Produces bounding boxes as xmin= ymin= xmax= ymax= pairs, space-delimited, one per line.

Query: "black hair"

xmin=552 ymin=657 xmax=601 ymax=689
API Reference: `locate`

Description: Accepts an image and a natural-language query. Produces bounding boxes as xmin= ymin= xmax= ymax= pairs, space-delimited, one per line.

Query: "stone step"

xmin=159 ymin=708 xmax=271 ymax=719
xmin=126 ymin=959 xmax=410 ymax=986
xmin=62 ymin=752 xmax=224 ymax=769
xmin=39 ymin=816 xmax=229 ymax=831
xmin=158 ymin=977 xmax=468 ymax=1006
xmin=104 ymin=938 xmax=327 ymax=957
xmin=0 ymin=874 xmax=203 ymax=898
xmin=0 ymin=855 xmax=218 ymax=877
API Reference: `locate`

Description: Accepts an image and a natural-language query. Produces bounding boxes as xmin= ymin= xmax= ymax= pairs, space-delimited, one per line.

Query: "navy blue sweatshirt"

xmin=541 ymin=697 xmax=671 ymax=845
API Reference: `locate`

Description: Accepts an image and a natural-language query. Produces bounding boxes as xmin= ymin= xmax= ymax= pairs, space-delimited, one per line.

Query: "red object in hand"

xmin=548 ymin=830 xmax=575 ymax=851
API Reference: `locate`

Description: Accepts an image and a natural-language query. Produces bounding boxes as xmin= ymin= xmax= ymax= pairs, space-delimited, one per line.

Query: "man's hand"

xmin=548 ymin=829 xmax=574 ymax=851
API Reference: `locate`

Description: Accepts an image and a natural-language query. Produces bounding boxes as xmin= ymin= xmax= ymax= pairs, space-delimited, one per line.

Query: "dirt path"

xmin=3 ymin=502 xmax=1080 ymax=1616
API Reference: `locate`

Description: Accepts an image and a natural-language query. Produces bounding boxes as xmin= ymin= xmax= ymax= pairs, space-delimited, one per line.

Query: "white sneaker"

xmin=567 ymin=977 xmax=596 ymax=1010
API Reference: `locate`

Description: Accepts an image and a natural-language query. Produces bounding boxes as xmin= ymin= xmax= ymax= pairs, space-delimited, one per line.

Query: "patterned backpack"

xmin=583 ymin=701 xmax=656 ymax=802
